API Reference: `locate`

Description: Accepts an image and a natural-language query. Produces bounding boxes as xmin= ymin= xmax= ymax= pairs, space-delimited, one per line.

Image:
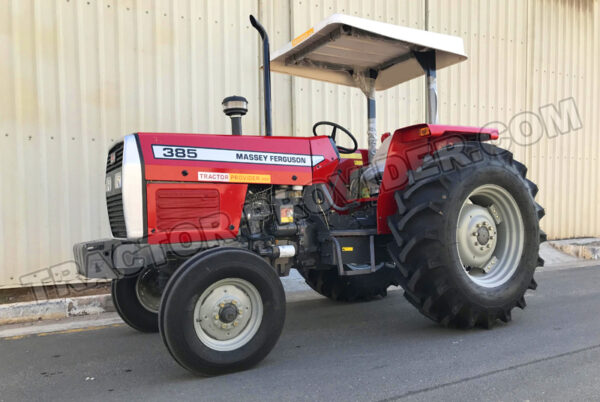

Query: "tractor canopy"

xmin=270 ymin=14 xmax=467 ymax=90
xmin=269 ymin=14 xmax=468 ymax=161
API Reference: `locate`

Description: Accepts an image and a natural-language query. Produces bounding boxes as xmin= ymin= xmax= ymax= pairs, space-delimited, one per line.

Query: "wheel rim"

xmin=193 ymin=278 xmax=263 ymax=352
xmin=135 ymin=268 xmax=162 ymax=313
xmin=456 ymin=184 xmax=524 ymax=288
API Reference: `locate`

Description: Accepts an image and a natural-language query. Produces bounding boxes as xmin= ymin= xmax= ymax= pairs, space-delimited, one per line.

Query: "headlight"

xmin=114 ymin=172 xmax=122 ymax=190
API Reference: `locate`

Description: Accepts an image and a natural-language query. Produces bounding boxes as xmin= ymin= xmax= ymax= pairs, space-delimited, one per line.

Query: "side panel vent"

xmin=155 ymin=189 xmax=221 ymax=231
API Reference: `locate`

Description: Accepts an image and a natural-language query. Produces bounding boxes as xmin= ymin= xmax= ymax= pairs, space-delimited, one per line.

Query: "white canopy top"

xmin=270 ymin=14 xmax=467 ymax=91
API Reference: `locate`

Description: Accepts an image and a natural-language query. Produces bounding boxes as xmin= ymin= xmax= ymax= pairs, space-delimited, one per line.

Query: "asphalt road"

xmin=1 ymin=265 xmax=600 ymax=402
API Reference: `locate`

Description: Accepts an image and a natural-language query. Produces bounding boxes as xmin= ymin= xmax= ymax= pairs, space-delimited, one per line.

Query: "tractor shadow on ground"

xmin=154 ymin=289 xmax=506 ymax=383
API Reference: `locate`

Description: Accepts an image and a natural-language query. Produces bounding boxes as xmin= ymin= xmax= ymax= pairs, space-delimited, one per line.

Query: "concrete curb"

xmin=0 ymin=294 xmax=114 ymax=325
xmin=549 ymin=238 xmax=600 ymax=261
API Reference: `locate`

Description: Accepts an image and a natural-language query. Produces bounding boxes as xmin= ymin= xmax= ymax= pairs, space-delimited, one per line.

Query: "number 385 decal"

xmin=152 ymin=145 xmax=198 ymax=160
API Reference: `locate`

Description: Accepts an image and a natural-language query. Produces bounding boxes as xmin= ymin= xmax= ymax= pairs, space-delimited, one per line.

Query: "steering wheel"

xmin=312 ymin=121 xmax=358 ymax=154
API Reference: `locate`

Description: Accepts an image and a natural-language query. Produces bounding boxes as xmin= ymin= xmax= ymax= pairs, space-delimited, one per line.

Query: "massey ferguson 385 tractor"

xmin=74 ymin=14 xmax=545 ymax=375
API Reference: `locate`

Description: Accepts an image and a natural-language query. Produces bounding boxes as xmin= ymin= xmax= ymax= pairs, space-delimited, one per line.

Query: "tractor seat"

xmin=349 ymin=135 xmax=393 ymax=198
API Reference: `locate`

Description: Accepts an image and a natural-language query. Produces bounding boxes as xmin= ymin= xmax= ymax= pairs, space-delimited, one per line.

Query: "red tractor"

xmin=74 ymin=14 xmax=544 ymax=375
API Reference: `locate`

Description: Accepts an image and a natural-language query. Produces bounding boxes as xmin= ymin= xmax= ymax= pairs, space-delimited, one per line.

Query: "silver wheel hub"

xmin=135 ymin=268 xmax=162 ymax=314
xmin=456 ymin=184 xmax=524 ymax=288
xmin=456 ymin=204 xmax=498 ymax=269
xmin=193 ymin=278 xmax=263 ymax=352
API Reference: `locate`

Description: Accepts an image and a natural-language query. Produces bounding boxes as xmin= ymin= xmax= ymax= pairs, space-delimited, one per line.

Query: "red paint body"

xmin=137 ymin=124 xmax=498 ymax=244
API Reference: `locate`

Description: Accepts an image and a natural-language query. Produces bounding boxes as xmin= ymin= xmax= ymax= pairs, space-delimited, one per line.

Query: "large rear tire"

xmin=159 ymin=248 xmax=286 ymax=375
xmin=387 ymin=142 xmax=545 ymax=328
xmin=297 ymin=265 xmax=400 ymax=302
xmin=111 ymin=267 xmax=161 ymax=333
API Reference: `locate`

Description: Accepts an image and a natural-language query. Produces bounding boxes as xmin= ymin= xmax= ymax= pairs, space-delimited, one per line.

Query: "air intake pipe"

xmin=249 ymin=15 xmax=273 ymax=137
xmin=222 ymin=95 xmax=248 ymax=135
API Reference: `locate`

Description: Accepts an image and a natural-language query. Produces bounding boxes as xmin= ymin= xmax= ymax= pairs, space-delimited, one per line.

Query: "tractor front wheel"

xmin=159 ymin=248 xmax=286 ymax=375
xmin=111 ymin=266 xmax=162 ymax=333
xmin=387 ymin=142 xmax=545 ymax=328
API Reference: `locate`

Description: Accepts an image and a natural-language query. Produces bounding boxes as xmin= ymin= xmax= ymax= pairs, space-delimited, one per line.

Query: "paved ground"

xmin=1 ymin=263 xmax=600 ymax=402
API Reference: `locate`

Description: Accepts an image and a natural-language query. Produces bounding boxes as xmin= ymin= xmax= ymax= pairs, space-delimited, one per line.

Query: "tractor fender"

xmin=376 ymin=124 xmax=498 ymax=234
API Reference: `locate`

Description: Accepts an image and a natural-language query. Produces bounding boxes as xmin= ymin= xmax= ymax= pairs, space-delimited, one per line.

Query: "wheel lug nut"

xmin=219 ymin=303 xmax=225 ymax=308
xmin=232 ymin=300 xmax=237 ymax=305
xmin=221 ymin=324 xmax=227 ymax=329
xmin=214 ymin=314 xmax=219 ymax=320
xmin=233 ymin=321 xmax=239 ymax=326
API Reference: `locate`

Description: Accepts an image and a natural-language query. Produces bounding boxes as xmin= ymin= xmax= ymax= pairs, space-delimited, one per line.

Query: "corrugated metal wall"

xmin=526 ymin=0 xmax=600 ymax=238
xmin=1 ymin=0 xmax=598 ymax=288
xmin=427 ymin=0 xmax=600 ymax=239
xmin=0 ymin=0 xmax=265 ymax=288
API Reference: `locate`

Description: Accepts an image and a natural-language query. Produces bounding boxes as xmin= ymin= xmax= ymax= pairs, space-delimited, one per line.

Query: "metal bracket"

xmin=331 ymin=235 xmax=380 ymax=276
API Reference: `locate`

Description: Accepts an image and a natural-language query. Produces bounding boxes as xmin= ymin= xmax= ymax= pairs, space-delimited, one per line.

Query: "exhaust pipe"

xmin=249 ymin=15 xmax=273 ymax=137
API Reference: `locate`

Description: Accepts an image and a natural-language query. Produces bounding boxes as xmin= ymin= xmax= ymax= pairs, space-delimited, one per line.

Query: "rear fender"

xmin=376 ymin=124 xmax=499 ymax=233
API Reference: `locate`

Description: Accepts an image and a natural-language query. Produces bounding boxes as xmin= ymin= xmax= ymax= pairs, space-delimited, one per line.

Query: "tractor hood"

xmin=270 ymin=14 xmax=467 ymax=91
xmin=135 ymin=132 xmax=339 ymax=186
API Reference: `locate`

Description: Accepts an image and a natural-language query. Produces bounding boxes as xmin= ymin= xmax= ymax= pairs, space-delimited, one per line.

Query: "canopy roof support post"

xmin=354 ymin=69 xmax=378 ymax=163
xmin=415 ymin=50 xmax=438 ymax=124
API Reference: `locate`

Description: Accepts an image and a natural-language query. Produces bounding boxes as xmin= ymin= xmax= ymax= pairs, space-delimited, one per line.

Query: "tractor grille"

xmin=106 ymin=142 xmax=124 ymax=173
xmin=107 ymin=193 xmax=127 ymax=237
xmin=106 ymin=142 xmax=127 ymax=238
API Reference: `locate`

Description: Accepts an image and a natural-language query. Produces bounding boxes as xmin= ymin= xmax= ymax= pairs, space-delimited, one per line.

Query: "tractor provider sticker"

xmin=152 ymin=145 xmax=325 ymax=167
xmin=197 ymin=171 xmax=271 ymax=184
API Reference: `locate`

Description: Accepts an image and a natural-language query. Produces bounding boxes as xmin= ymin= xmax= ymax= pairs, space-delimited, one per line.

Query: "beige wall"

xmin=0 ymin=0 xmax=598 ymax=288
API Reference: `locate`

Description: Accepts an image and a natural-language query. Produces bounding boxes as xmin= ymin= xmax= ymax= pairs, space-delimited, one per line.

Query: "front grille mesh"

xmin=107 ymin=193 xmax=127 ymax=237
xmin=106 ymin=142 xmax=127 ymax=238
xmin=106 ymin=142 xmax=124 ymax=173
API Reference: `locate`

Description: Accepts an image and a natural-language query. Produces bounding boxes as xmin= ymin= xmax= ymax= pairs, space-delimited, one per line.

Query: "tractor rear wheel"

xmin=159 ymin=248 xmax=285 ymax=375
xmin=298 ymin=265 xmax=400 ymax=302
xmin=111 ymin=266 xmax=161 ymax=333
xmin=387 ymin=142 xmax=545 ymax=329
